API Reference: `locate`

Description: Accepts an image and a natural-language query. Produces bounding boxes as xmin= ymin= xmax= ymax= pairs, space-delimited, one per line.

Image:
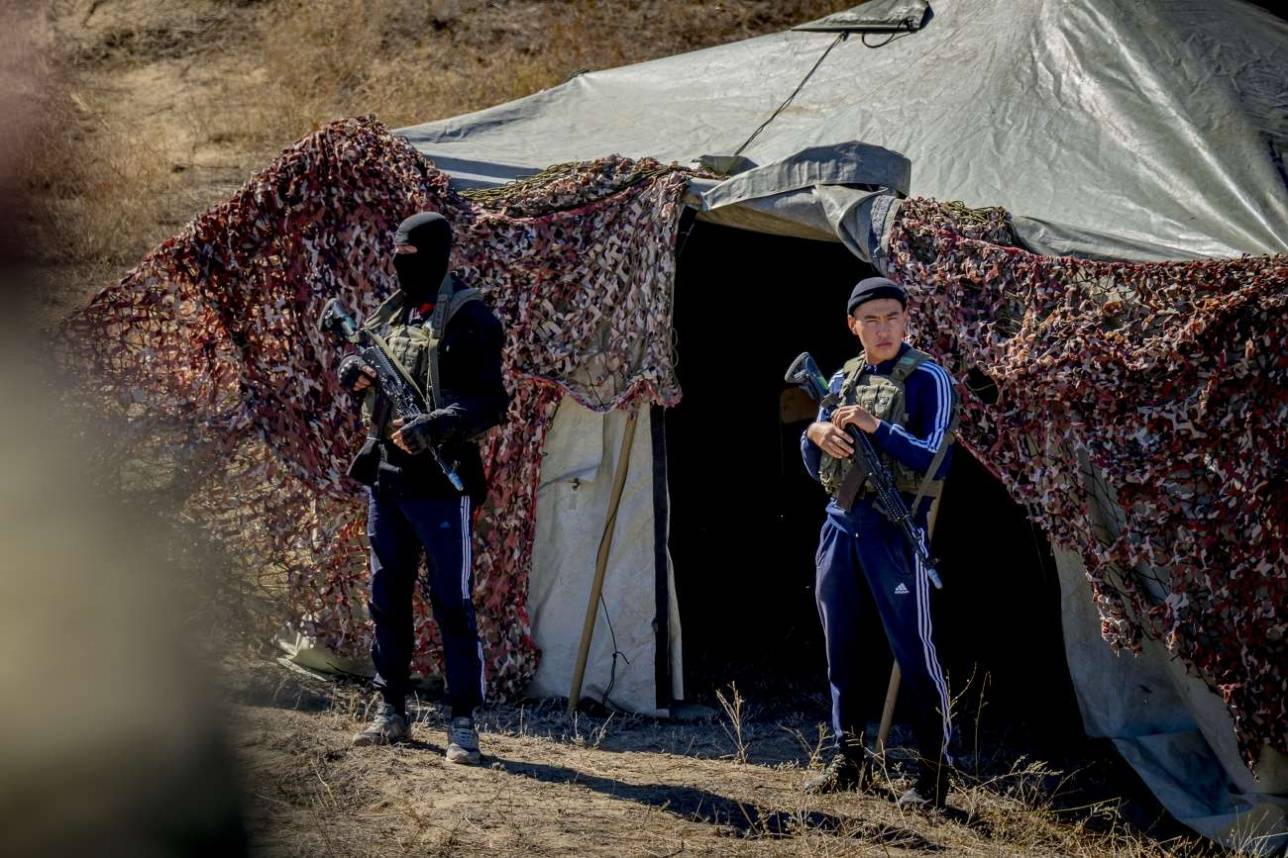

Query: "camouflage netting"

xmin=63 ymin=116 xmax=1284 ymax=767
xmin=62 ymin=117 xmax=687 ymax=699
xmin=885 ymin=198 xmax=1287 ymax=767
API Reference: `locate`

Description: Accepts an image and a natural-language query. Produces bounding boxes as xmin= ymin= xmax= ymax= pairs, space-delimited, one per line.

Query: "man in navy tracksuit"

xmin=335 ymin=212 xmax=508 ymax=764
xmin=800 ymin=276 xmax=958 ymax=807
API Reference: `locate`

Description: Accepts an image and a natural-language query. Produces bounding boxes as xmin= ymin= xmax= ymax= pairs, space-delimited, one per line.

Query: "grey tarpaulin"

xmin=399 ymin=0 xmax=1288 ymax=262
xmin=393 ymin=1 xmax=1288 ymax=848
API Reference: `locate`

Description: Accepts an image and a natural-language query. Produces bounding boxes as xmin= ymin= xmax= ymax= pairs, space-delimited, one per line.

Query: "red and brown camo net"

xmin=62 ymin=117 xmax=686 ymax=700
xmin=64 ymin=116 xmax=1284 ymax=767
xmin=886 ymin=198 xmax=1286 ymax=766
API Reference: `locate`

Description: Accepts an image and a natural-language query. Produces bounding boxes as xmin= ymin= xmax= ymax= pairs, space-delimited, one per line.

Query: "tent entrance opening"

xmin=666 ymin=220 xmax=1081 ymax=749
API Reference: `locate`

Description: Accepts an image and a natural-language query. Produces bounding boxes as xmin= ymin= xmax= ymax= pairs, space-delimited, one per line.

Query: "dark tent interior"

xmin=665 ymin=219 xmax=1083 ymax=753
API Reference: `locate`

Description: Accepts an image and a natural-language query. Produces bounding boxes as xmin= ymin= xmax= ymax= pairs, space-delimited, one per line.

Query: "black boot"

xmin=803 ymin=736 xmax=870 ymax=795
xmin=896 ymin=760 xmax=951 ymax=809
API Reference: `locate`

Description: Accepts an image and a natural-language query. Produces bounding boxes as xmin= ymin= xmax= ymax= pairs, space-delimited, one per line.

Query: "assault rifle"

xmin=786 ymin=352 xmax=943 ymax=590
xmin=318 ymin=297 xmax=465 ymax=492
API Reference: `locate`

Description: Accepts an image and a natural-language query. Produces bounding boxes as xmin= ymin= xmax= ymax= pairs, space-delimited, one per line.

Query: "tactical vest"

xmin=359 ymin=275 xmax=482 ymax=438
xmin=818 ymin=347 xmax=953 ymax=501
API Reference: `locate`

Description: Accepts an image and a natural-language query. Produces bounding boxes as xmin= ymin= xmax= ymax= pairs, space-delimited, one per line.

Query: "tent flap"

xmin=697 ymin=143 xmax=910 ymax=211
xmin=527 ymin=399 xmax=678 ymax=716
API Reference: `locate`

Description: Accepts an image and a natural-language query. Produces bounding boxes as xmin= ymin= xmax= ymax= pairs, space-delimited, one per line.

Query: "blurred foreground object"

xmin=0 ymin=331 xmax=249 ymax=857
xmin=0 ymin=4 xmax=247 ymax=854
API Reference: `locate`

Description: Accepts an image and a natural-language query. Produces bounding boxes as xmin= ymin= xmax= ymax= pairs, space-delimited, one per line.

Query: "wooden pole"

xmin=875 ymin=496 xmax=943 ymax=757
xmin=875 ymin=662 xmax=902 ymax=757
xmin=567 ymin=409 xmax=640 ymax=715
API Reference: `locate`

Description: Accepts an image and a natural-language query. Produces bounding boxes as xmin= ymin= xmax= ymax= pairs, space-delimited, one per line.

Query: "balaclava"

xmin=392 ymin=211 xmax=453 ymax=304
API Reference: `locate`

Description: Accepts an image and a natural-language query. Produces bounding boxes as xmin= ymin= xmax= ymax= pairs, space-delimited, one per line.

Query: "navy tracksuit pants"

xmin=815 ymin=498 xmax=953 ymax=766
xmin=366 ymin=491 xmax=485 ymax=716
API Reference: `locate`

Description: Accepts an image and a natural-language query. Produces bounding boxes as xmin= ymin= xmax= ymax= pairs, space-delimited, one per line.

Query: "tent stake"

xmin=567 ymin=408 xmax=640 ymax=715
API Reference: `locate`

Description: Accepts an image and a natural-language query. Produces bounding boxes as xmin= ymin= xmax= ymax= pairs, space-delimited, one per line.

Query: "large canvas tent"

xmin=390 ymin=0 xmax=1288 ymax=849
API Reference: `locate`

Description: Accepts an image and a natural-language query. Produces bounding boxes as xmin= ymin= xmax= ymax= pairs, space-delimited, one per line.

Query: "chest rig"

xmin=819 ymin=347 xmax=949 ymax=502
xmin=359 ymin=275 xmax=482 ymax=438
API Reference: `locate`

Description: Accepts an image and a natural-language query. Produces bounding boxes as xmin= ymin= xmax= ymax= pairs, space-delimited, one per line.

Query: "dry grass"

xmin=31 ymin=0 xmax=853 ymax=284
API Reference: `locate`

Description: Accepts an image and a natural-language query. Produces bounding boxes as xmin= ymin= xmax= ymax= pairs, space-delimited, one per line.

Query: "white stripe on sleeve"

xmin=889 ymin=362 xmax=952 ymax=452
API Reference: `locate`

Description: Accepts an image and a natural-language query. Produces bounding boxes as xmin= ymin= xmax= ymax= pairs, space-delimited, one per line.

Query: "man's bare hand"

xmin=390 ymin=418 xmax=413 ymax=454
xmin=338 ymin=354 xmax=377 ymax=393
xmin=390 ymin=414 xmax=441 ymax=456
xmin=830 ymin=404 xmax=879 ymax=434
xmin=808 ymin=421 xmax=855 ymax=458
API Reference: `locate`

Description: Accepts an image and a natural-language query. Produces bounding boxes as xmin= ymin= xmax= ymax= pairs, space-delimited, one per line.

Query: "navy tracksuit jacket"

xmin=800 ymin=344 xmax=956 ymax=765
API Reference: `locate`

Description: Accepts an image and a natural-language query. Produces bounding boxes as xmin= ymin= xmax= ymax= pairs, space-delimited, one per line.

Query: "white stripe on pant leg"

xmin=913 ymin=529 xmax=952 ymax=705
xmin=915 ymin=556 xmax=952 ymax=760
xmin=915 ymin=538 xmax=952 ymax=700
xmin=914 ymin=553 xmax=953 ymax=761
xmin=917 ymin=557 xmax=951 ymax=730
xmin=921 ymin=564 xmax=952 ymax=762
xmin=916 ymin=556 xmax=952 ymax=750
xmin=459 ymin=496 xmax=485 ymax=704
xmin=459 ymin=497 xmax=470 ymax=598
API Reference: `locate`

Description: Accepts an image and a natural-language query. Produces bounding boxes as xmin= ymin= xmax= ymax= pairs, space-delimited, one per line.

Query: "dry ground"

xmin=228 ymin=665 xmax=1212 ymax=858
xmin=10 ymin=1 xmax=1249 ymax=855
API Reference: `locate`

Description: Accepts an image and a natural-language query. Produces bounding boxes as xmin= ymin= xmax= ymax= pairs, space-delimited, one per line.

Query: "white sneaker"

xmin=445 ymin=715 xmax=481 ymax=765
xmin=351 ymin=702 xmax=411 ymax=747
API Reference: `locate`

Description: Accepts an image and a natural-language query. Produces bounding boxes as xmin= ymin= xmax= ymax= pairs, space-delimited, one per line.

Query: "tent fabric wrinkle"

xmin=1055 ymin=547 xmax=1288 ymax=850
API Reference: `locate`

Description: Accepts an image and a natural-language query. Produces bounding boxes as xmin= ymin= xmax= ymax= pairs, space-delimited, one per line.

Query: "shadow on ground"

xmin=492 ymin=754 xmax=945 ymax=850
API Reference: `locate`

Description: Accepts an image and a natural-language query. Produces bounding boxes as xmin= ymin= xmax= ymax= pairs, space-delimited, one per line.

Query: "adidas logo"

xmin=894 ymin=582 xmax=910 ymax=595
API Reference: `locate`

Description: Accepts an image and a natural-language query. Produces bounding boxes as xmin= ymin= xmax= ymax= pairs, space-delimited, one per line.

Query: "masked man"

xmin=800 ymin=276 xmax=959 ymax=807
xmin=336 ymin=212 xmax=508 ymax=764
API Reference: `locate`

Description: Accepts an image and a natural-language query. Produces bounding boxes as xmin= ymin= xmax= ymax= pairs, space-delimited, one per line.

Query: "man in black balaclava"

xmin=334 ymin=211 xmax=509 ymax=765
xmin=390 ymin=211 xmax=453 ymax=304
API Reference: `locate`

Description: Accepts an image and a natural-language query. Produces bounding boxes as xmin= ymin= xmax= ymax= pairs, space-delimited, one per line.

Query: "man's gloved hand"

xmin=391 ymin=412 xmax=448 ymax=455
xmin=338 ymin=354 xmax=376 ymax=392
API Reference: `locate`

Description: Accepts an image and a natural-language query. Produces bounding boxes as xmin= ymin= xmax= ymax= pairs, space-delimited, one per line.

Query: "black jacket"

xmin=370 ymin=297 xmax=509 ymax=503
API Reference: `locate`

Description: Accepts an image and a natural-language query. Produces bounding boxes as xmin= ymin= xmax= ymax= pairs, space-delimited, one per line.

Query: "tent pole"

xmin=876 ymin=495 xmax=943 ymax=760
xmin=875 ymin=662 xmax=902 ymax=758
xmin=567 ymin=408 xmax=640 ymax=715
